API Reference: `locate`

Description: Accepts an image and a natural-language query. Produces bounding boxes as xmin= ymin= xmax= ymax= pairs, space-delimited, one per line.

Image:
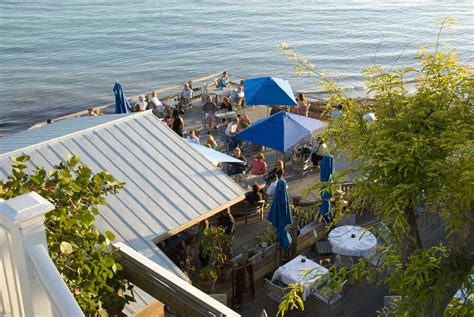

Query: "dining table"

xmin=328 ymin=225 xmax=377 ymax=259
xmin=213 ymin=109 xmax=237 ymax=124
xmin=271 ymin=255 xmax=329 ymax=300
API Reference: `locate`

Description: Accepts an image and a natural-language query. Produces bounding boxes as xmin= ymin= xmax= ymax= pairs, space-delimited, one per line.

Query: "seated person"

xmin=149 ymin=90 xmax=166 ymax=116
xmin=216 ymin=210 xmax=235 ymax=236
xmin=245 ymin=184 xmax=264 ymax=204
xmin=179 ymin=83 xmax=193 ymax=109
xmin=219 ymin=97 xmax=233 ymax=112
xmin=201 ymin=95 xmax=218 ymax=130
xmin=88 ymin=108 xmax=97 ymax=116
xmin=207 ymin=135 xmax=218 ymax=150
xmin=331 ymin=103 xmax=343 ymax=119
xmin=247 ymin=153 xmax=267 ymax=175
xmin=266 ymin=160 xmax=284 ymax=183
xmin=265 ymin=169 xmax=284 ymax=197
xmin=216 ymin=71 xmax=229 ymax=88
xmin=227 ymin=147 xmax=247 ymax=176
xmin=225 ymin=117 xmax=240 ymax=152
xmin=135 ymin=94 xmax=148 ymax=111
xmin=186 ymin=130 xmax=200 ymax=144
xmin=311 ymin=137 xmax=328 ymax=169
xmin=237 ymin=114 xmax=251 ymax=131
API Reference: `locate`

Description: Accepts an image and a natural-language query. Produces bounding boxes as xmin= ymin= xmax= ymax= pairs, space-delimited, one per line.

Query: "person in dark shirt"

xmin=245 ymin=184 xmax=264 ymax=204
xmin=217 ymin=210 xmax=235 ymax=236
xmin=227 ymin=147 xmax=247 ymax=176
xmin=219 ymin=97 xmax=233 ymax=112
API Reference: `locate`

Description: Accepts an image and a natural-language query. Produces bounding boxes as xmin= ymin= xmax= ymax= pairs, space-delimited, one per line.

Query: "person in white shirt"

xmin=135 ymin=94 xmax=148 ymax=111
xmin=225 ymin=117 xmax=239 ymax=151
xmin=265 ymin=169 xmax=286 ymax=197
xmin=331 ymin=104 xmax=343 ymax=119
xmin=311 ymin=137 xmax=329 ymax=170
xmin=186 ymin=130 xmax=200 ymax=144
xmin=149 ymin=90 xmax=165 ymax=116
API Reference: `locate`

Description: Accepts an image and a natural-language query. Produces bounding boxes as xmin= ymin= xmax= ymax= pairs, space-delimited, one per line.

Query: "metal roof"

xmin=0 ymin=111 xmax=245 ymax=279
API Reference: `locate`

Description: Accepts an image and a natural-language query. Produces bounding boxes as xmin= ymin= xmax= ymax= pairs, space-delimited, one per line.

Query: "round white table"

xmin=328 ymin=225 xmax=377 ymax=259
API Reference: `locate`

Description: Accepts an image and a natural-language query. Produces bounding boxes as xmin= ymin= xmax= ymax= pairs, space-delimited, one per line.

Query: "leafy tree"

xmin=278 ymin=18 xmax=473 ymax=316
xmin=0 ymin=155 xmax=134 ymax=316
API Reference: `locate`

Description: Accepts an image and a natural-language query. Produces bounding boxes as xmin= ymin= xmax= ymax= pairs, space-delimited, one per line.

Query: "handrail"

xmin=28 ymin=245 xmax=84 ymax=317
xmin=115 ymin=242 xmax=240 ymax=317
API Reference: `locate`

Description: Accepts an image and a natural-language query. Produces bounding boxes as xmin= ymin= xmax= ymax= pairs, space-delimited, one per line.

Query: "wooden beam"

xmin=153 ymin=194 xmax=245 ymax=243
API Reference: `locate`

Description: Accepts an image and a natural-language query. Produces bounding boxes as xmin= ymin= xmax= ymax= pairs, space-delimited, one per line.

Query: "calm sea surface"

xmin=0 ymin=1 xmax=472 ymax=135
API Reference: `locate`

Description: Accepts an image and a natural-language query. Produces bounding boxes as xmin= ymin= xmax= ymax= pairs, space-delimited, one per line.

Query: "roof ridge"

xmin=0 ymin=111 xmax=151 ymax=158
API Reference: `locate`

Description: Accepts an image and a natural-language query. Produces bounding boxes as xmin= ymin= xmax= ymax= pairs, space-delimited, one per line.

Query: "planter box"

xmin=248 ymin=250 xmax=263 ymax=264
xmin=230 ymin=253 xmax=244 ymax=266
xmin=255 ymin=242 xmax=277 ymax=258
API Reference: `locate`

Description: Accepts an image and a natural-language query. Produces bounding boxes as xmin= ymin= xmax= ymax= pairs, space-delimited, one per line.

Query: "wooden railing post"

xmin=0 ymin=192 xmax=55 ymax=316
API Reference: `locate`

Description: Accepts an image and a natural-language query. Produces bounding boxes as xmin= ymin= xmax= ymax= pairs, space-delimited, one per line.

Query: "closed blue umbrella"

xmin=113 ymin=82 xmax=131 ymax=114
xmin=234 ymin=111 xmax=326 ymax=152
xmin=267 ymin=179 xmax=293 ymax=250
xmin=244 ymin=77 xmax=297 ymax=106
xmin=319 ymin=154 xmax=335 ymax=224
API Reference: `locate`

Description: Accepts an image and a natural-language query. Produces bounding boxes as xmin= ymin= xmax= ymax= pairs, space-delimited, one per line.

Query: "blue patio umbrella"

xmin=267 ymin=179 xmax=293 ymax=250
xmin=319 ymin=154 xmax=335 ymax=224
xmin=234 ymin=111 xmax=326 ymax=152
xmin=113 ymin=82 xmax=131 ymax=114
xmin=243 ymin=77 xmax=297 ymax=106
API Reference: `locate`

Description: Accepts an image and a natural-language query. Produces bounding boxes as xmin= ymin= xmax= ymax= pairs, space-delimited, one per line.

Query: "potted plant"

xmin=198 ymin=266 xmax=218 ymax=293
xmin=254 ymin=225 xmax=277 ymax=257
xmin=199 ymin=226 xmax=232 ymax=267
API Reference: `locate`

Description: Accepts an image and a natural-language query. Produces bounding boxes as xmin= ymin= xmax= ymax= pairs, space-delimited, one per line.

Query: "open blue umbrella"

xmin=113 ymin=82 xmax=131 ymax=114
xmin=234 ymin=111 xmax=326 ymax=152
xmin=319 ymin=154 xmax=335 ymax=224
xmin=267 ymin=179 xmax=293 ymax=250
xmin=244 ymin=77 xmax=297 ymax=106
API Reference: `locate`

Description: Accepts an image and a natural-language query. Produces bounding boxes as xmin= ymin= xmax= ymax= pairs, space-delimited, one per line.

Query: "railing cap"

xmin=0 ymin=192 xmax=54 ymax=224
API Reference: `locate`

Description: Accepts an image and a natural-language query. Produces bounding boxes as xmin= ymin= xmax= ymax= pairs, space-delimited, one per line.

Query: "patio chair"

xmin=374 ymin=222 xmax=391 ymax=246
xmin=200 ymin=84 xmax=209 ymax=104
xmin=264 ymin=278 xmax=288 ymax=305
xmin=230 ymin=200 xmax=265 ymax=225
xmin=312 ymin=279 xmax=348 ymax=315
xmin=335 ymin=213 xmax=356 ymax=227
xmin=315 ymin=239 xmax=333 ymax=256
xmin=334 ymin=255 xmax=356 ymax=269
xmin=380 ymin=295 xmax=402 ymax=316
xmin=290 ymin=154 xmax=311 ymax=177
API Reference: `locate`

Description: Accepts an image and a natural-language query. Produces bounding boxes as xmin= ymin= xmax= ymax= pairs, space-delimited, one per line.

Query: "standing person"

xmin=297 ymin=93 xmax=310 ymax=117
xmin=247 ymin=153 xmax=268 ymax=175
xmin=201 ymin=95 xmax=218 ymax=130
xmin=311 ymin=137 xmax=329 ymax=170
xmin=186 ymin=130 xmax=200 ymax=144
xmin=171 ymin=109 xmax=184 ymax=137
xmin=225 ymin=117 xmax=239 ymax=152
xmin=179 ymin=83 xmax=193 ymax=111
xmin=227 ymin=147 xmax=247 ymax=176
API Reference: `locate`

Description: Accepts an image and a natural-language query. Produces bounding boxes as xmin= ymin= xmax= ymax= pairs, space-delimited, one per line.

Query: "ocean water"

xmin=0 ymin=1 xmax=472 ymax=135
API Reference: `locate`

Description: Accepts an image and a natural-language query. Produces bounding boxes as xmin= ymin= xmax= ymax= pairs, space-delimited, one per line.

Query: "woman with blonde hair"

xmin=207 ymin=135 xmax=218 ymax=150
xmin=297 ymin=93 xmax=309 ymax=117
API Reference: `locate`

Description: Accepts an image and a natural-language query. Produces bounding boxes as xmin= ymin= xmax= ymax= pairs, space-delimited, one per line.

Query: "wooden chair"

xmin=312 ymin=279 xmax=348 ymax=315
xmin=264 ymin=278 xmax=287 ymax=305
xmin=335 ymin=213 xmax=356 ymax=227
xmin=230 ymin=200 xmax=265 ymax=225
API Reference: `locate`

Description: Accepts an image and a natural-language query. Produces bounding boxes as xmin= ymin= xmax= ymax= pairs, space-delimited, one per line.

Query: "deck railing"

xmin=115 ymin=242 xmax=241 ymax=317
xmin=0 ymin=192 xmax=83 ymax=317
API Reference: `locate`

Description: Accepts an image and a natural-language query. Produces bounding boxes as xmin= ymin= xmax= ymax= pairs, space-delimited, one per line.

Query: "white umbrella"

xmin=186 ymin=141 xmax=244 ymax=166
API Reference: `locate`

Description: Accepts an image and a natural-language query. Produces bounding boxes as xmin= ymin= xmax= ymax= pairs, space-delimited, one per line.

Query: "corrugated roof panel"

xmin=0 ymin=114 xmax=133 ymax=155
xmin=0 ymin=111 xmax=245 ymax=283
